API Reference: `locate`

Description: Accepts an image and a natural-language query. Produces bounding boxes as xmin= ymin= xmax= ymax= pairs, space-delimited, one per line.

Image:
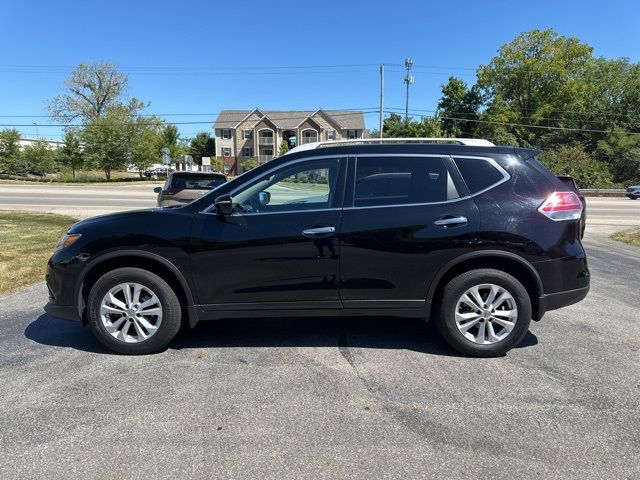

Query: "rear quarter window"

xmin=453 ymin=157 xmax=505 ymax=194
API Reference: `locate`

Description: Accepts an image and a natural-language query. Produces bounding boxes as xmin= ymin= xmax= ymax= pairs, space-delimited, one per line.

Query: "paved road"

xmin=0 ymin=188 xmax=639 ymax=479
xmin=0 ymin=182 xmax=162 ymax=217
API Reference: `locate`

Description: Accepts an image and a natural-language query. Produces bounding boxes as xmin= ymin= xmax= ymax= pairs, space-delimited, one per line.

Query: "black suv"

xmin=45 ymin=139 xmax=589 ymax=356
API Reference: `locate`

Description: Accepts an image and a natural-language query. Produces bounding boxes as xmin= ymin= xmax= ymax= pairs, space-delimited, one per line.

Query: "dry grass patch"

xmin=610 ymin=228 xmax=640 ymax=248
xmin=0 ymin=211 xmax=77 ymax=295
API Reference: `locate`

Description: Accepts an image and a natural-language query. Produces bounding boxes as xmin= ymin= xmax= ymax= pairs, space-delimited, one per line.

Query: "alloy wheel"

xmin=454 ymin=283 xmax=518 ymax=345
xmin=99 ymin=283 xmax=163 ymax=343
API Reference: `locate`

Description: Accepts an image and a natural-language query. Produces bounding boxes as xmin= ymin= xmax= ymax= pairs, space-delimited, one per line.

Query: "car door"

xmin=189 ymin=156 xmax=346 ymax=310
xmin=338 ymin=154 xmax=480 ymax=308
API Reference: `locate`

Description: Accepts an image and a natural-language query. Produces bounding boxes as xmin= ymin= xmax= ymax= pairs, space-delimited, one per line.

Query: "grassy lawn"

xmin=0 ymin=211 xmax=77 ymax=296
xmin=0 ymin=169 xmax=157 ymax=184
xmin=610 ymin=228 xmax=640 ymax=247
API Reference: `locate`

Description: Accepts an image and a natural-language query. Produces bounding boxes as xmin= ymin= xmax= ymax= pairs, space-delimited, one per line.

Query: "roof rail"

xmin=286 ymin=137 xmax=494 ymax=155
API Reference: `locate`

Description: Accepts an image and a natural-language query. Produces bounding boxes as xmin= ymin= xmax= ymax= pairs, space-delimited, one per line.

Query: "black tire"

xmin=435 ymin=268 xmax=532 ymax=357
xmin=87 ymin=267 xmax=182 ymax=354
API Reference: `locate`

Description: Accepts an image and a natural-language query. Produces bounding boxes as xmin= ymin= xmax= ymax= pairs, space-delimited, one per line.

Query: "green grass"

xmin=0 ymin=211 xmax=77 ymax=295
xmin=0 ymin=170 xmax=156 ymax=184
xmin=610 ymin=228 xmax=640 ymax=248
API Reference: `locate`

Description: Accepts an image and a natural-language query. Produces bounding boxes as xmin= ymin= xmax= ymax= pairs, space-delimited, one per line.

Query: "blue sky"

xmin=1 ymin=0 xmax=639 ymax=141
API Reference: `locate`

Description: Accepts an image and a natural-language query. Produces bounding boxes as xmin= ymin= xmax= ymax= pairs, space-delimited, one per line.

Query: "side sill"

xmin=200 ymin=300 xmax=343 ymax=312
xmin=193 ymin=306 xmax=427 ymax=322
xmin=343 ymin=299 xmax=426 ymax=309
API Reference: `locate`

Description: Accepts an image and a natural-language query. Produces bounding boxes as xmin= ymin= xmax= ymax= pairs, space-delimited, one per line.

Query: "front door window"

xmin=232 ymin=159 xmax=339 ymax=214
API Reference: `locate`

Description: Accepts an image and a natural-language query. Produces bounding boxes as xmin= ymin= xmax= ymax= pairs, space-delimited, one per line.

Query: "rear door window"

xmin=353 ymin=156 xmax=452 ymax=207
xmin=453 ymin=157 xmax=506 ymax=194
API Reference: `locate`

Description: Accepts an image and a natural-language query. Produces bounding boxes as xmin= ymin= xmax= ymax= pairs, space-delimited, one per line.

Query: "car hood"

xmin=68 ymin=209 xmax=156 ymax=233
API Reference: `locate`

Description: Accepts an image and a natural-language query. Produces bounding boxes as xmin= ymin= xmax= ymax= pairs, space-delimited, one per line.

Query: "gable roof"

xmin=213 ymin=109 xmax=365 ymax=131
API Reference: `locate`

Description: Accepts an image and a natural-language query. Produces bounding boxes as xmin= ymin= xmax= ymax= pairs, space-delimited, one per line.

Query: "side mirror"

xmin=214 ymin=194 xmax=233 ymax=215
xmin=153 ymin=187 xmax=162 ymax=194
xmin=258 ymin=191 xmax=271 ymax=206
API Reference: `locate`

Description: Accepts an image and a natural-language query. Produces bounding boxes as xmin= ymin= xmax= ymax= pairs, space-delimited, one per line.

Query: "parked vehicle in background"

xmin=45 ymin=138 xmax=589 ymax=356
xmin=556 ymin=175 xmax=586 ymax=238
xmin=154 ymin=171 xmax=227 ymax=207
xmin=626 ymin=186 xmax=640 ymax=200
xmin=145 ymin=165 xmax=173 ymax=180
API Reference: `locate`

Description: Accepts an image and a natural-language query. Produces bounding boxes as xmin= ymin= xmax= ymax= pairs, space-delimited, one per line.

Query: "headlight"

xmin=55 ymin=233 xmax=81 ymax=251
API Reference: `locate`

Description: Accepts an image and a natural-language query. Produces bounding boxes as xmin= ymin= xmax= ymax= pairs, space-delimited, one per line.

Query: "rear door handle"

xmin=434 ymin=215 xmax=468 ymax=227
xmin=302 ymin=226 xmax=336 ymax=238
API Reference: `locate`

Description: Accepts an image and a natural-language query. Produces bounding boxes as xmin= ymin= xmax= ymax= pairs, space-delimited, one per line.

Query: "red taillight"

xmin=538 ymin=191 xmax=583 ymax=221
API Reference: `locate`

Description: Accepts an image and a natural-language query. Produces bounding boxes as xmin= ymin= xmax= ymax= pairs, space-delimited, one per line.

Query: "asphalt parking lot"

xmin=0 ymin=195 xmax=639 ymax=479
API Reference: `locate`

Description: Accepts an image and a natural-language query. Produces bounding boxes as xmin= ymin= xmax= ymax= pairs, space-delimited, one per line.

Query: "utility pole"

xmin=404 ymin=58 xmax=414 ymax=123
xmin=379 ymin=64 xmax=384 ymax=138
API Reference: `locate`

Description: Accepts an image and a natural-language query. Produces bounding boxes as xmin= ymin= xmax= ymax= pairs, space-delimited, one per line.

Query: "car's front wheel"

xmin=435 ymin=269 xmax=532 ymax=357
xmin=87 ymin=267 xmax=182 ymax=354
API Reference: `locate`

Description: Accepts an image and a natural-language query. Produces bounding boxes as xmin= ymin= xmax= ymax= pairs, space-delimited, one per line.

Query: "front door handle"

xmin=302 ymin=226 xmax=336 ymax=238
xmin=434 ymin=215 xmax=468 ymax=227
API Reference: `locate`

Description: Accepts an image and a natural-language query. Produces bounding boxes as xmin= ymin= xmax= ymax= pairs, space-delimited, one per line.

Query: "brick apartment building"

xmin=213 ymin=108 xmax=366 ymax=174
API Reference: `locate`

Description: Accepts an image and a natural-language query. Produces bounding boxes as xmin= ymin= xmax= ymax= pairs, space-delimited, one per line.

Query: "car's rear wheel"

xmin=435 ymin=269 xmax=532 ymax=357
xmin=87 ymin=267 xmax=182 ymax=354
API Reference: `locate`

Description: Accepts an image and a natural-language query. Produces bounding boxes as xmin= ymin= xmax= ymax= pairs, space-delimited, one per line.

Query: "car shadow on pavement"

xmin=25 ymin=314 xmax=538 ymax=357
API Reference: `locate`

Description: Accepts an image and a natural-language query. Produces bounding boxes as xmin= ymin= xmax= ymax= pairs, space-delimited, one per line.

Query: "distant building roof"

xmin=213 ymin=109 xmax=365 ymax=131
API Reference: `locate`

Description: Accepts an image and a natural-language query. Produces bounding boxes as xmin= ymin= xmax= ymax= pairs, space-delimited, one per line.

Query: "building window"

xmin=327 ymin=130 xmax=335 ymax=141
xmin=347 ymin=129 xmax=358 ymax=140
xmin=243 ymin=147 xmax=253 ymax=157
xmin=301 ymin=130 xmax=318 ymax=144
xmin=242 ymin=129 xmax=252 ymax=140
xmin=258 ymin=130 xmax=274 ymax=145
xmin=222 ymin=147 xmax=232 ymax=156
xmin=221 ymin=129 xmax=231 ymax=139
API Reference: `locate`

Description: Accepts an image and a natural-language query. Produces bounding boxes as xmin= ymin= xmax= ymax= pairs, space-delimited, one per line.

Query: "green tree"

xmin=0 ymin=129 xmax=22 ymax=174
xmin=57 ymin=130 xmax=84 ymax=180
xmin=189 ymin=132 xmax=216 ymax=165
xmin=539 ymin=145 xmax=613 ymax=188
xmin=131 ymin=117 xmax=164 ymax=178
xmin=596 ymin=133 xmax=640 ymax=184
xmin=82 ymin=101 xmax=140 ymax=179
xmin=437 ymin=77 xmax=482 ymax=137
xmin=21 ymin=140 xmax=57 ymax=176
xmin=383 ymin=113 xmax=441 ymax=137
xmin=278 ymin=140 xmax=289 ymax=156
xmin=161 ymin=124 xmax=183 ymax=162
xmin=48 ymin=62 xmax=128 ymax=122
xmin=477 ymin=29 xmax=594 ymax=146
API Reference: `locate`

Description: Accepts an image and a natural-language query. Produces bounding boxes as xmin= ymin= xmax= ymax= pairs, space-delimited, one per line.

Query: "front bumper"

xmin=44 ymin=302 xmax=82 ymax=322
xmin=45 ymin=253 xmax=85 ymax=323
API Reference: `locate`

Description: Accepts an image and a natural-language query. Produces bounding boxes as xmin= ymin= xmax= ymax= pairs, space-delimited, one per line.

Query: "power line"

xmin=389 ymin=110 xmax=640 ymax=136
xmin=0 ymin=107 xmax=381 ymax=118
xmin=2 ymin=110 xmax=382 ymax=128
xmin=384 ymin=106 xmax=640 ymax=127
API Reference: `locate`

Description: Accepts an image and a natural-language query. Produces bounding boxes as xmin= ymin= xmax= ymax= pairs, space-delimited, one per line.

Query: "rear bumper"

xmin=539 ymin=285 xmax=589 ymax=316
xmin=44 ymin=302 xmax=82 ymax=322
